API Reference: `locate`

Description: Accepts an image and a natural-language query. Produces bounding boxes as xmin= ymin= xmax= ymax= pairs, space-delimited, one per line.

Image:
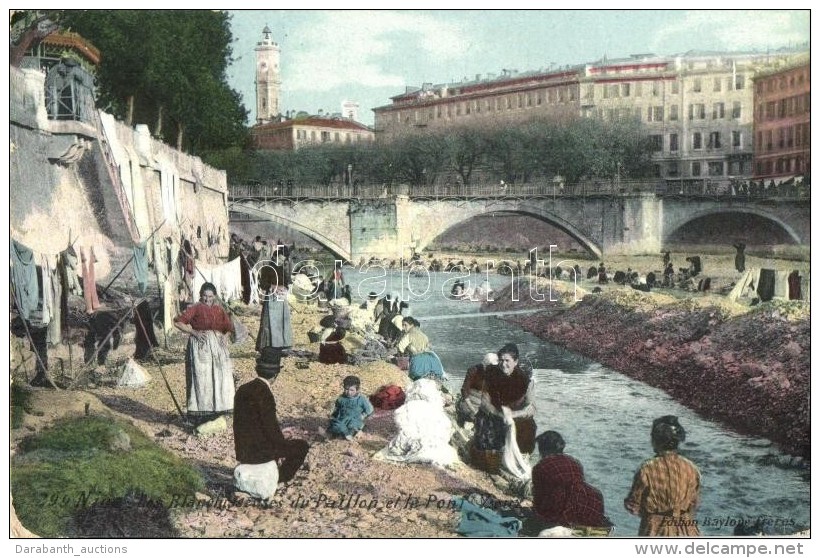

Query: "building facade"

xmin=255 ymin=25 xmax=282 ymax=125
xmin=373 ymin=49 xmax=808 ymax=185
xmin=752 ymin=57 xmax=810 ymax=181
xmin=251 ymin=116 xmax=374 ymax=151
xmin=373 ymin=69 xmax=582 ymax=141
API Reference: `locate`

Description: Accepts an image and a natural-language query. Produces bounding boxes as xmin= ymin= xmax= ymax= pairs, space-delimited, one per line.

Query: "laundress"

xmin=175 ymin=302 xmax=235 ymax=421
xmin=185 ymin=330 xmax=235 ymax=419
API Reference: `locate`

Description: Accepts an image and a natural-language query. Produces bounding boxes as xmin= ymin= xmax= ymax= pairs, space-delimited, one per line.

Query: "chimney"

xmin=475 ymin=73 xmax=481 ymax=81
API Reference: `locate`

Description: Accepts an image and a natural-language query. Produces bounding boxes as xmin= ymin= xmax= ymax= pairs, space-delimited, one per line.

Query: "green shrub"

xmin=11 ymin=415 xmax=203 ymax=537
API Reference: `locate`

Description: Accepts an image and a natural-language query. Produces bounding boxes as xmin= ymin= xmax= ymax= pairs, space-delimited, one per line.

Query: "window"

xmin=708 ymin=162 xmax=724 ymax=176
xmin=334 ymin=132 xmax=340 ymax=141
xmin=667 ymin=162 xmax=679 ymax=176
xmin=456 ymin=104 xmax=462 ymax=116
xmin=507 ymin=97 xmax=512 ymax=109
xmin=670 ymin=133 xmax=679 ymax=152
xmin=689 ymin=103 xmax=706 ymax=120
xmin=653 ymin=164 xmax=662 ymax=178
xmin=732 ymin=131 xmax=741 ymax=148
xmin=735 ymin=74 xmax=745 ymax=90
xmin=311 ymin=130 xmax=316 ymax=141
xmin=518 ymin=95 xmax=523 ymax=108
xmin=713 ymin=77 xmax=722 ymax=92
xmin=670 ymin=105 xmax=679 ymax=121
xmin=321 ymin=131 xmax=330 ymax=142
xmin=650 ymin=135 xmax=663 ymax=151
xmin=671 ymin=81 xmax=679 ymax=94
xmin=708 ymin=132 xmax=721 ymax=149
xmin=712 ymin=102 xmax=724 ymax=119
xmin=732 ymin=101 xmax=741 ymax=119
xmin=693 ymin=132 xmax=702 ymax=150
xmin=527 ymin=94 xmax=532 ymax=107
xmin=652 ymin=81 xmax=661 ymax=96
xmin=651 ymin=106 xmax=663 ymax=122
xmin=635 ymin=82 xmax=642 ymax=97
xmin=465 ymin=102 xmax=471 ymax=115
xmin=765 ymin=130 xmax=773 ymax=150
xmin=537 ymin=93 xmax=543 ymax=105
xmin=787 ymin=126 xmax=794 ymax=148
xmin=692 ymin=162 xmax=702 ymax=177
xmin=621 ymin=83 xmax=631 ymax=97
xmin=601 ymin=85 xmax=609 ymax=100
xmin=693 ymin=78 xmax=702 ymax=92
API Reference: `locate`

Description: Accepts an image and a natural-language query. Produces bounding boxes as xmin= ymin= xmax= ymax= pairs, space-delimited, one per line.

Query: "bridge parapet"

xmin=230 ymin=178 xmax=809 ymax=203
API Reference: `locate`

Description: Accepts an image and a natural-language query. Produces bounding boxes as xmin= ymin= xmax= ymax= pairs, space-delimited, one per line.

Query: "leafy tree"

xmin=58 ymin=10 xmax=248 ymax=154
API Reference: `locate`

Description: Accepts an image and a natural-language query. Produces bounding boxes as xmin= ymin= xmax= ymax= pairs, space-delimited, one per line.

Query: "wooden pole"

xmin=133 ymin=300 xmax=185 ymax=421
xmin=100 ymin=219 xmax=167 ymax=297
xmin=9 ymin=287 xmax=60 ymax=390
xmin=67 ymin=302 xmax=144 ymax=389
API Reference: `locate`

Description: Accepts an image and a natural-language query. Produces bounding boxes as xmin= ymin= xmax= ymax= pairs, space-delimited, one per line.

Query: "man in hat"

xmin=233 ymin=349 xmax=309 ymax=482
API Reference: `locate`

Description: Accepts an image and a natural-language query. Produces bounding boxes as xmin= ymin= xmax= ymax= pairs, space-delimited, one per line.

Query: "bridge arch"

xmin=417 ymin=207 xmax=603 ymax=259
xmin=663 ymin=206 xmax=802 ymax=245
xmin=228 ymin=200 xmax=351 ymax=261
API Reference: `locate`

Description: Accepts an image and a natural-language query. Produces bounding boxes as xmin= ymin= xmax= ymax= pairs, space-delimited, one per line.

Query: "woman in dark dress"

xmin=471 ymin=343 xmax=536 ymax=473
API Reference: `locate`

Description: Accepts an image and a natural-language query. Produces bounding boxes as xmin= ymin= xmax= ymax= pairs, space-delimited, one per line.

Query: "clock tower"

xmin=255 ymin=25 xmax=281 ymax=124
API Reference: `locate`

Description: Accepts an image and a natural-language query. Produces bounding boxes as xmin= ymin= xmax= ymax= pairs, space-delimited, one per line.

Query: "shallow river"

xmin=338 ymin=266 xmax=810 ymax=536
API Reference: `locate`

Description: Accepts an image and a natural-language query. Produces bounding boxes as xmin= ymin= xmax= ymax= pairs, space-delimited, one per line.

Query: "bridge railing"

xmin=229 ymin=178 xmax=809 ymax=202
xmin=656 ymin=178 xmax=810 ymax=200
xmin=229 ymin=179 xmax=659 ymax=201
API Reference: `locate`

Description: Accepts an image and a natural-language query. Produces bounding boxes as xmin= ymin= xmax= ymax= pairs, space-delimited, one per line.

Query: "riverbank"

xmin=10 ymin=299 xmax=513 ymax=538
xmin=485 ymin=272 xmax=810 ymax=459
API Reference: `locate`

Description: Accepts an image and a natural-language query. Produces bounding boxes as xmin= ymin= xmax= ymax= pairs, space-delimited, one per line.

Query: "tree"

xmin=9 ymin=11 xmax=60 ymax=67
xmin=58 ymin=10 xmax=248 ymax=154
xmin=442 ymin=126 xmax=487 ymax=186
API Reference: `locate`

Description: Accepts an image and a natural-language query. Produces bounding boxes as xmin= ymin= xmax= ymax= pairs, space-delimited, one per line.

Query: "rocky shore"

xmin=486 ymin=277 xmax=810 ymax=459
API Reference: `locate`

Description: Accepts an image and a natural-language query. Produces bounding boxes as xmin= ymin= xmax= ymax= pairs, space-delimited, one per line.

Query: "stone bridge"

xmin=228 ymin=188 xmax=810 ymax=262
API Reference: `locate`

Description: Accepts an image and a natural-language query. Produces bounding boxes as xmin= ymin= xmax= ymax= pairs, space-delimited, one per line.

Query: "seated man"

xmin=521 ymin=431 xmax=610 ymax=536
xmin=233 ymin=348 xmax=309 ymax=485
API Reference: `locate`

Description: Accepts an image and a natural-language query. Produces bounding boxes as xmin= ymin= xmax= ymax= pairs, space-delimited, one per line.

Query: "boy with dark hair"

xmin=328 ymin=375 xmax=374 ymax=441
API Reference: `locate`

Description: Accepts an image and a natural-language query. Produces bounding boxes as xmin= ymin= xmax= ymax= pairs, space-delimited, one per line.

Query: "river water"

xmin=337 ymin=265 xmax=810 ymax=536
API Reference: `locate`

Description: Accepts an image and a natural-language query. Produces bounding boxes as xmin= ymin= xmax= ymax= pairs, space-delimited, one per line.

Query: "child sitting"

xmin=329 ymin=375 xmax=374 ymax=441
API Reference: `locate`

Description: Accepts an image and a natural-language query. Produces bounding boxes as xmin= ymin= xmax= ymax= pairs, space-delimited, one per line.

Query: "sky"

xmin=225 ymin=9 xmax=811 ymax=126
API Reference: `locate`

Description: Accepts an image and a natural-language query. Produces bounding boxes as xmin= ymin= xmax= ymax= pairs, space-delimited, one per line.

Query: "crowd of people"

xmin=15 ymin=214 xmax=786 ymax=540
xmin=164 ymin=233 xmax=708 ymax=538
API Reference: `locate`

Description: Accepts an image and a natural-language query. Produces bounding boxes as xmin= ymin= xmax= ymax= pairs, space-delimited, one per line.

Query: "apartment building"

xmin=251 ymin=116 xmax=374 ymax=151
xmin=373 ymin=69 xmax=583 ymax=140
xmin=752 ymin=57 xmax=810 ymax=180
xmin=373 ymin=49 xmax=807 ymax=183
